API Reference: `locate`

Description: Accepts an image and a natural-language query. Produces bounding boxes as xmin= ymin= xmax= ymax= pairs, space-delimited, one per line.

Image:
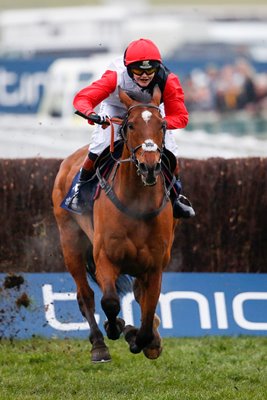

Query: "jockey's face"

xmin=133 ymin=71 xmax=156 ymax=87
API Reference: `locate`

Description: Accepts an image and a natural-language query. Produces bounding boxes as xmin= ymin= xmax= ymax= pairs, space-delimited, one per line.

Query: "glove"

xmin=97 ymin=112 xmax=111 ymax=129
xmin=98 ymin=112 xmax=111 ymax=123
xmin=87 ymin=112 xmax=110 ymax=127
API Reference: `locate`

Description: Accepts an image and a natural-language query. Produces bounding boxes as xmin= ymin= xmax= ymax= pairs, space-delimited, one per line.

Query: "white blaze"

xmin=142 ymin=110 xmax=152 ymax=123
xmin=142 ymin=139 xmax=158 ymax=152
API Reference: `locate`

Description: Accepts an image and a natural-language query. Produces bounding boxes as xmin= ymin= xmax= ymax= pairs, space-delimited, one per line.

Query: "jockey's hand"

xmin=98 ymin=112 xmax=111 ymax=129
xmin=75 ymin=110 xmax=111 ymax=126
xmin=85 ymin=112 xmax=111 ymax=128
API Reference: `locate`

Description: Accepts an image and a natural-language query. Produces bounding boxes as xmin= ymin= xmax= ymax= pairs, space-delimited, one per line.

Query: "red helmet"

xmin=124 ymin=38 xmax=162 ymax=66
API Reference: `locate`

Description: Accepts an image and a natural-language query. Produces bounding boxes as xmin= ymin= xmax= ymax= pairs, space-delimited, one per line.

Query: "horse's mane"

xmin=125 ymin=89 xmax=152 ymax=104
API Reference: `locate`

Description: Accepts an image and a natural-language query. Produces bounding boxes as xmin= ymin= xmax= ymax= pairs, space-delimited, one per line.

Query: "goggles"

xmin=130 ymin=67 xmax=158 ymax=76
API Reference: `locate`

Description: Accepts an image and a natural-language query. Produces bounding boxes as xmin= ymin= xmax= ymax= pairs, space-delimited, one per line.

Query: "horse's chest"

xmin=105 ymin=233 xmax=166 ymax=273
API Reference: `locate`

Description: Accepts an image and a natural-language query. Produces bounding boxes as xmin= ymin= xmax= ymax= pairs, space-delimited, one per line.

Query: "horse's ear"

xmin=152 ymin=85 xmax=161 ymax=106
xmin=118 ymin=86 xmax=134 ymax=109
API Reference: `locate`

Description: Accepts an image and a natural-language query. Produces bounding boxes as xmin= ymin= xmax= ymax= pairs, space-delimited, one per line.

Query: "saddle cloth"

xmin=60 ymin=141 xmax=124 ymax=215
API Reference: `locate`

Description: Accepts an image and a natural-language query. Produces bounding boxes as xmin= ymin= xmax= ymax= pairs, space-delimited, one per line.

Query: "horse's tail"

xmin=86 ymin=247 xmax=133 ymax=296
xmin=116 ymin=274 xmax=134 ymax=296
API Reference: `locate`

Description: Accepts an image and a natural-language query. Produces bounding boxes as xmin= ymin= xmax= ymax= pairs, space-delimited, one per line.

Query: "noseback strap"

xmin=142 ymin=139 xmax=159 ymax=152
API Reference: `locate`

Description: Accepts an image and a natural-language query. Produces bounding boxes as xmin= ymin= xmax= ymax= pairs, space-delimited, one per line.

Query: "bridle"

xmin=96 ymin=103 xmax=174 ymax=220
xmin=120 ymin=103 xmax=166 ymax=158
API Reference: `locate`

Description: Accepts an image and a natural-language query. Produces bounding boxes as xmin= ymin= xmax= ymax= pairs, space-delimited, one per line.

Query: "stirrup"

xmin=68 ymin=182 xmax=84 ymax=212
xmin=173 ymin=195 xmax=195 ymax=219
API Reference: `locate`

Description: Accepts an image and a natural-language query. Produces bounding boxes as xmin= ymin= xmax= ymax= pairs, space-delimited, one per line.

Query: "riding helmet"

xmin=124 ymin=38 xmax=162 ymax=66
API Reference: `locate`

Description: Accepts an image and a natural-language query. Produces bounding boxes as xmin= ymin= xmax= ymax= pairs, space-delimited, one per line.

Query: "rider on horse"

xmin=71 ymin=38 xmax=195 ymax=219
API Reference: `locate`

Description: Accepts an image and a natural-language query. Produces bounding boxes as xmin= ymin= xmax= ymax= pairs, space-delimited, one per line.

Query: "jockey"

xmin=72 ymin=38 xmax=195 ymax=218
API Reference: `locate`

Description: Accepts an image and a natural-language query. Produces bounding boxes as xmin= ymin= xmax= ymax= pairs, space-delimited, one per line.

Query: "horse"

xmin=52 ymin=86 xmax=178 ymax=362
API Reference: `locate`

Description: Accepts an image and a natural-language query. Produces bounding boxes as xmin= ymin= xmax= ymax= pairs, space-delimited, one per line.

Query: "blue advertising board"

xmin=0 ymin=273 xmax=266 ymax=339
xmin=0 ymin=58 xmax=54 ymax=114
xmin=1 ymin=56 xmax=267 ymax=115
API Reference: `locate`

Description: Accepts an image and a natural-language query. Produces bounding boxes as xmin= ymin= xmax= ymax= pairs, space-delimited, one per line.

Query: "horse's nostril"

xmin=147 ymin=165 xmax=156 ymax=175
xmin=155 ymin=161 xmax=161 ymax=175
xmin=137 ymin=160 xmax=161 ymax=180
xmin=138 ymin=162 xmax=148 ymax=176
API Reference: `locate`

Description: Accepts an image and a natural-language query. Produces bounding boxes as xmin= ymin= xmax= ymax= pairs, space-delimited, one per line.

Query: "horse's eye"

xmin=127 ymin=122 xmax=134 ymax=130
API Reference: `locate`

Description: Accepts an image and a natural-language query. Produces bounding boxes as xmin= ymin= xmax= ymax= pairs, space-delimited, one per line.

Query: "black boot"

xmin=68 ymin=154 xmax=97 ymax=212
xmin=172 ymin=179 xmax=195 ymax=219
xmin=173 ymin=194 xmax=195 ymax=219
xmin=68 ymin=170 xmax=93 ymax=212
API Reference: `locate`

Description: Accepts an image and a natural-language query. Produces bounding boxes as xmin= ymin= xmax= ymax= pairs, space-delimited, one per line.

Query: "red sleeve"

xmin=162 ymin=73 xmax=189 ymax=130
xmin=73 ymin=70 xmax=117 ymax=116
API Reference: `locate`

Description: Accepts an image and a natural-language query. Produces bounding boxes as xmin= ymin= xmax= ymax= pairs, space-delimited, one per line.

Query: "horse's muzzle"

xmin=137 ymin=160 xmax=161 ymax=186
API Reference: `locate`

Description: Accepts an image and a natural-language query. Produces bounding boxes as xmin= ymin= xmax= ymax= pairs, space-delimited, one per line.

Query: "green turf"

xmin=0 ymin=336 xmax=266 ymax=399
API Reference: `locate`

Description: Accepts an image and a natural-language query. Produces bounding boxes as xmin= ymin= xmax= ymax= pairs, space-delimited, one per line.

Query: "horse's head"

xmin=119 ymin=85 xmax=166 ymax=186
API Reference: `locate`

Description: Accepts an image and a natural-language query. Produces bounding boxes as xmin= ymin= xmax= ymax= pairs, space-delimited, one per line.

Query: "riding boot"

xmin=171 ymin=176 xmax=195 ymax=219
xmin=69 ymin=153 xmax=97 ymax=212
xmin=169 ymin=159 xmax=195 ymax=219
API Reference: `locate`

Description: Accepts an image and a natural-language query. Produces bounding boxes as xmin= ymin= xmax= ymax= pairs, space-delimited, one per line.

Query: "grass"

xmin=0 ymin=336 xmax=266 ymax=400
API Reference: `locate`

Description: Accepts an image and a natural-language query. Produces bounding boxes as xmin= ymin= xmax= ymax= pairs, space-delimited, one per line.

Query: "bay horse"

xmin=52 ymin=86 xmax=178 ymax=362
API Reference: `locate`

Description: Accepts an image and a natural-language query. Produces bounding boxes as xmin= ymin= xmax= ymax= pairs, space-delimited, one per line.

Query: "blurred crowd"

xmin=182 ymin=58 xmax=267 ymax=113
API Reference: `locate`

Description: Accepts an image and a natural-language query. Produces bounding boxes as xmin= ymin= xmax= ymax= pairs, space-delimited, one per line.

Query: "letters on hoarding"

xmin=0 ymin=273 xmax=266 ymax=338
xmin=0 ymin=59 xmax=52 ymax=113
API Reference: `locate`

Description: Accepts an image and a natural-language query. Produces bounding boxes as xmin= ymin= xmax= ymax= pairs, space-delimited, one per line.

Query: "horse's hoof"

xmin=143 ymin=327 xmax=162 ymax=360
xmin=91 ymin=345 xmax=111 ymax=363
xmin=130 ymin=343 xmax=142 ymax=354
xmin=123 ymin=325 xmax=142 ymax=354
xmin=104 ymin=317 xmax=125 ymax=340
xmin=143 ymin=345 xmax=163 ymax=360
xmin=123 ymin=325 xmax=138 ymax=341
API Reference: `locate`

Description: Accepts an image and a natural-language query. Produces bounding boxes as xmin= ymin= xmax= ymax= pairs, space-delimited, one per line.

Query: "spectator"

xmin=182 ymin=59 xmax=267 ymax=114
xmin=216 ymin=64 xmax=241 ymax=112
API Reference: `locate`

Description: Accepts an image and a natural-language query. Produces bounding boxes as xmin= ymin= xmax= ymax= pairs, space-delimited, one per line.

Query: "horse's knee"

xmin=101 ymin=293 xmax=120 ymax=318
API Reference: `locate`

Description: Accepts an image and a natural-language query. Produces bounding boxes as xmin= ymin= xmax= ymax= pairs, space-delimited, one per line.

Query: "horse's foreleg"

xmin=96 ymin=253 xmax=124 ymax=340
xmin=125 ymin=272 xmax=162 ymax=358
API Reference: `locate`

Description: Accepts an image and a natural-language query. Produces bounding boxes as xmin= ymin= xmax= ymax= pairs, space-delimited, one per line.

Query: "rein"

xmin=96 ymin=167 xmax=175 ymax=221
xmin=96 ymin=103 xmax=171 ymax=221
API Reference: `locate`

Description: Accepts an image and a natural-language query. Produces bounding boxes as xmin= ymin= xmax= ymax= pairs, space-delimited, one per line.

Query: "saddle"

xmin=61 ymin=140 xmax=177 ymax=216
xmin=60 ymin=141 xmax=124 ymax=215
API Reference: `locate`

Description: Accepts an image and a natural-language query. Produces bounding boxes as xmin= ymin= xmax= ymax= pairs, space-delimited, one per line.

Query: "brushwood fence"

xmin=1 ymin=157 xmax=267 ymax=273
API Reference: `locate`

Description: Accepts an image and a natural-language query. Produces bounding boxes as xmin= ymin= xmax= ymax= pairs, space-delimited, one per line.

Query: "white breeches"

xmin=88 ymin=103 xmax=179 ymax=158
